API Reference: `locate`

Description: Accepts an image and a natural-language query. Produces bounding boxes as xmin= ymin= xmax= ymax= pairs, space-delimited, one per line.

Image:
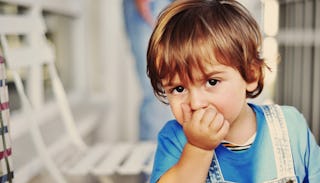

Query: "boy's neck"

xmin=224 ymin=104 xmax=257 ymax=145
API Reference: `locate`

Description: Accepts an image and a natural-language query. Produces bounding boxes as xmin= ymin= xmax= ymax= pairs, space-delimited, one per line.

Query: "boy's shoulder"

xmin=279 ymin=105 xmax=308 ymax=129
xmin=158 ymin=120 xmax=186 ymax=143
xmin=159 ymin=120 xmax=183 ymax=136
xmin=163 ymin=119 xmax=182 ymax=128
xmin=271 ymin=104 xmax=305 ymax=126
xmin=253 ymin=104 xmax=310 ymax=147
xmin=278 ymin=104 xmax=301 ymax=114
xmin=250 ymin=103 xmax=307 ymax=129
xmin=258 ymin=103 xmax=309 ymax=133
xmin=251 ymin=103 xmax=303 ymax=119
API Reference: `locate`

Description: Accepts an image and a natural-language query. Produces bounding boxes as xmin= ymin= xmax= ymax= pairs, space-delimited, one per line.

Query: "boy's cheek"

xmin=169 ymin=104 xmax=184 ymax=125
xmin=173 ymin=112 xmax=184 ymax=125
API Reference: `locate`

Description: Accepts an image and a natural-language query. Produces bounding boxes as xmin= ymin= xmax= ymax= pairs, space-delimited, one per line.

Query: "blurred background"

xmin=0 ymin=0 xmax=319 ymax=182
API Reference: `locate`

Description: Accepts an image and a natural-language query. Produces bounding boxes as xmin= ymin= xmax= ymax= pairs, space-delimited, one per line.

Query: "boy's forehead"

xmin=161 ymin=73 xmax=189 ymax=87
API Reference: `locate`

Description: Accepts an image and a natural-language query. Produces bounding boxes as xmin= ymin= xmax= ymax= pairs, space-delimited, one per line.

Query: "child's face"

xmin=162 ymin=61 xmax=258 ymax=126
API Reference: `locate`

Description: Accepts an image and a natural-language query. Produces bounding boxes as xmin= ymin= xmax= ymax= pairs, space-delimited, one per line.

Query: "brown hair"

xmin=147 ymin=0 xmax=267 ymax=103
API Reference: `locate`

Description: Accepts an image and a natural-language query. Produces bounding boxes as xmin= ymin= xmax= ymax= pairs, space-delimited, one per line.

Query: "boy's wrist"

xmin=185 ymin=137 xmax=221 ymax=151
xmin=159 ymin=142 xmax=214 ymax=183
xmin=185 ymin=142 xmax=216 ymax=154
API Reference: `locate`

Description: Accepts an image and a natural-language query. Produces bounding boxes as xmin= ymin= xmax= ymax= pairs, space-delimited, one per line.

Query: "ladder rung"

xmin=142 ymin=151 xmax=155 ymax=175
xmin=117 ymin=142 xmax=156 ymax=175
xmin=91 ymin=143 xmax=134 ymax=175
xmin=65 ymin=144 xmax=109 ymax=175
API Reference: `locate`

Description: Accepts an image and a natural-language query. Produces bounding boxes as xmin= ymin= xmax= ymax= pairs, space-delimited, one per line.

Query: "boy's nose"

xmin=189 ymin=89 xmax=209 ymax=111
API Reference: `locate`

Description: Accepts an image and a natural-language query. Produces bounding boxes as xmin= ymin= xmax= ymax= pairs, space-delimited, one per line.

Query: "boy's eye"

xmin=207 ymin=79 xmax=219 ymax=86
xmin=172 ymin=86 xmax=185 ymax=93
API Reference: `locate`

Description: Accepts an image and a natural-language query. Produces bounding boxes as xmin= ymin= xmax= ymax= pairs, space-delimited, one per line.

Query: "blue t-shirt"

xmin=150 ymin=104 xmax=320 ymax=183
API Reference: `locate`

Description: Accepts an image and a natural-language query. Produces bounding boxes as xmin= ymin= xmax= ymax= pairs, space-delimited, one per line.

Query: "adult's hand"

xmin=135 ymin=0 xmax=154 ymax=26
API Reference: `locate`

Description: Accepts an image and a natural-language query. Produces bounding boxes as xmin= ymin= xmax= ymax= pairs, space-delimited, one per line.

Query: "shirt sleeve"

xmin=282 ymin=106 xmax=320 ymax=183
xmin=150 ymin=120 xmax=187 ymax=183
xmin=305 ymin=126 xmax=320 ymax=182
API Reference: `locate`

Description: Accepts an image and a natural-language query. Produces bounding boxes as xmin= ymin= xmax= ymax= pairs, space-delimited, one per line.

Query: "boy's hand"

xmin=181 ymin=104 xmax=230 ymax=151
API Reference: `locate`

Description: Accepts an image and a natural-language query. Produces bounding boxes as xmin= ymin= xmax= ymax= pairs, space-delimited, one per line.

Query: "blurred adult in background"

xmin=123 ymin=0 xmax=174 ymax=141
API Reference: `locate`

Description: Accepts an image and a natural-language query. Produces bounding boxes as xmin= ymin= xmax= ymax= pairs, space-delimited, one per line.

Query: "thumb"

xmin=181 ymin=103 xmax=192 ymax=124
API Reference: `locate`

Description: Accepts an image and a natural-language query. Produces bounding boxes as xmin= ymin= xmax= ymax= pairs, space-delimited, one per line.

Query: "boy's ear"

xmin=246 ymin=79 xmax=258 ymax=92
xmin=246 ymin=64 xmax=260 ymax=92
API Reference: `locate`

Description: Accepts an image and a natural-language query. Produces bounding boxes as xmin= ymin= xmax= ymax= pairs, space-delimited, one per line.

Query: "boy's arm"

xmin=158 ymin=143 xmax=213 ymax=183
xmin=157 ymin=105 xmax=229 ymax=183
xmin=303 ymin=126 xmax=320 ymax=181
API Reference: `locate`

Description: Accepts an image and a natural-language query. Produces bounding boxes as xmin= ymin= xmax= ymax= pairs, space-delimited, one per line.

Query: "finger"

xmin=201 ymin=108 xmax=216 ymax=127
xmin=191 ymin=108 xmax=206 ymax=126
xmin=181 ymin=103 xmax=192 ymax=124
xmin=209 ymin=112 xmax=224 ymax=131
xmin=215 ymin=120 xmax=230 ymax=140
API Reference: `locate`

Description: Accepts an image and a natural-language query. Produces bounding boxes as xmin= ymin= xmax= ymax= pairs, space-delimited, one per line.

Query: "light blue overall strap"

xmin=261 ymin=105 xmax=296 ymax=181
xmin=206 ymin=152 xmax=224 ymax=182
xmin=206 ymin=152 xmax=236 ymax=183
xmin=207 ymin=104 xmax=296 ymax=183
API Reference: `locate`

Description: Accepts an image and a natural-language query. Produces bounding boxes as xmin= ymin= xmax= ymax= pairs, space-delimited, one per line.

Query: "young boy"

xmin=146 ymin=0 xmax=320 ymax=182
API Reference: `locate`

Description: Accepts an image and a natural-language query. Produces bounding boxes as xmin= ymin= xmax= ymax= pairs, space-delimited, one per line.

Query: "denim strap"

xmin=206 ymin=105 xmax=297 ymax=183
xmin=262 ymin=105 xmax=297 ymax=182
xmin=206 ymin=152 xmax=224 ymax=182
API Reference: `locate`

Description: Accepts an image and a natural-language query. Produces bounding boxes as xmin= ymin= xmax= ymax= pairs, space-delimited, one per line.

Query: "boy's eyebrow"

xmin=205 ymin=69 xmax=226 ymax=76
xmin=162 ymin=81 xmax=178 ymax=88
xmin=162 ymin=69 xmax=227 ymax=88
